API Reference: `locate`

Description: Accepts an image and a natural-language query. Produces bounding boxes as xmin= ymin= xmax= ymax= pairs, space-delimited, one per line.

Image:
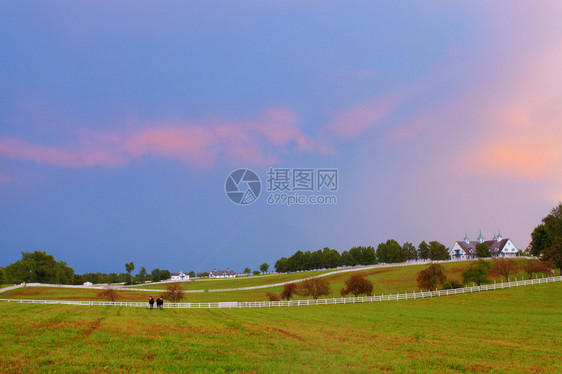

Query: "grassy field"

xmin=0 ymin=282 xmax=560 ymax=373
xmin=0 ymin=286 xmax=285 ymax=303
xmin=1 ymin=259 xmax=555 ymax=303
xmin=134 ymin=270 xmax=334 ymax=291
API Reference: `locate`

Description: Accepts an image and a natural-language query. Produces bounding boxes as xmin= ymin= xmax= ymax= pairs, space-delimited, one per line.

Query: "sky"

xmin=1 ymin=1 xmax=562 ymax=274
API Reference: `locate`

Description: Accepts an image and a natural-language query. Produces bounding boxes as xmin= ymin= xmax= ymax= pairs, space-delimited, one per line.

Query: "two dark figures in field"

xmin=148 ymin=296 xmax=163 ymax=309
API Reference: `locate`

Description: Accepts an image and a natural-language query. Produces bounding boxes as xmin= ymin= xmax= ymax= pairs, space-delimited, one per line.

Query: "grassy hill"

xmin=0 ymin=282 xmax=560 ymax=373
xmin=1 ymin=259 xmax=554 ymax=303
xmin=132 ymin=269 xmax=333 ymax=291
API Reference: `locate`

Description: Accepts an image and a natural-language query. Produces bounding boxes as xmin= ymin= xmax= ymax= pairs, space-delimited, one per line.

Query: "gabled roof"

xmin=455 ymin=238 xmax=510 ymax=255
xmin=210 ymin=270 xmax=236 ymax=276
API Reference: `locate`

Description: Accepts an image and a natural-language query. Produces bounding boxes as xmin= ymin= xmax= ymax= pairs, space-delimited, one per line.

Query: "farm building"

xmin=169 ymin=271 xmax=190 ymax=281
xmin=83 ymin=281 xmax=93 ymax=286
xmin=209 ymin=269 xmax=236 ymax=278
xmin=449 ymin=231 xmax=519 ymax=260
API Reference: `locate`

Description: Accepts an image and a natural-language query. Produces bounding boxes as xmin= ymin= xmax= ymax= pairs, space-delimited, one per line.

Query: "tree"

xmin=428 ymin=241 xmax=449 ymax=261
xmin=322 ymin=247 xmax=342 ymax=269
xmin=476 ymin=242 xmax=491 ymax=258
xmin=403 ymin=242 xmax=418 ymax=261
xmin=151 ymin=268 xmax=161 ymax=282
xmin=299 ymin=277 xmax=330 ymax=299
xmin=376 ymin=239 xmax=407 ymax=263
xmin=5 ymin=258 xmax=31 ymax=283
xmin=280 ymin=283 xmax=299 ymax=300
xmin=416 ymin=263 xmax=447 ymax=290
xmin=360 ymin=246 xmax=377 ymax=265
xmin=0 ymin=267 xmax=6 ymax=284
xmin=197 ymin=272 xmax=209 ymax=278
xmin=260 ymin=263 xmax=269 ymax=274
xmin=275 ymin=257 xmax=288 ymax=273
xmin=530 ymin=203 xmax=562 ymax=270
xmin=530 ymin=224 xmax=551 ymax=256
xmin=340 ymin=274 xmax=373 ymax=297
xmin=161 ymin=282 xmax=185 ymax=303
xmin=491 ymin=259 xmax=518 ymax=281
xmin=418 ymin=241 xmax=430 ymax=260
xmin=136 ymin=267 xmax=148 ymax=283
xmin=5 ymin=251 xmax=75 ymax=284
xmin=266 ymin=292 xmax=280 ymax=301
xmin=97 ymin=286 xmax=119 ymax=302
xmin=125 ymin=262 xmax=135 ymax=274
xmin=159 ymin=270 xmax=171 ymax=281
xmin=188 ymin=271 xmax=196 ymax=278
xmin=543 ymin=237 xmax=562 ymax=271
xmin=252 ymin=270 xmax=261 ymax=276
xmin=125 ymin=262 xmax=135 ymax=284
xmin=57 ymin=260 xmax=75 ymax=285
xmin=522 ymin=259 xmax=553 ymax=279
xmin=462 ymin=259 xmax=491 ymax=286
xmin=342 ymin=246 xmax=377 ymax=266
xmin=243 ymin=267 xmax=251 ymax=275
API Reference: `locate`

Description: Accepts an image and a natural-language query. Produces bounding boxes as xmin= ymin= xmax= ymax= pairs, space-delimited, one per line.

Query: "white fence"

xmin=1 ymin=275 xmax=559 ymax=309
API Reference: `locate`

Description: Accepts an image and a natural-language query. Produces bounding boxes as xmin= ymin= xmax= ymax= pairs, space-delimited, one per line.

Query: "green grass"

xmin=1 ymin=283 xmax=560 ymax=373
xmin=132 ymin=270 xmax=334 ymax=291
xmin=1 ymin=259 xmax=555 ymax=303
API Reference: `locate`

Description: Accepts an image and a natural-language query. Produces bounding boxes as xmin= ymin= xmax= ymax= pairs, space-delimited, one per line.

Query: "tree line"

xmin=0 ymin=251 xmax=178 ymax=285
xmin=274 ymin=240 xmax=450 ymax=273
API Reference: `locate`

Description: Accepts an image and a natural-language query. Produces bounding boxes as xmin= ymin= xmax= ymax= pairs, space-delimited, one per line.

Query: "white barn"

xmin=170 ymin=271 xmax=190 ymax=281
xmin=450 ymin=231 xmax=518 ymax=260
xmin=209 ymin=269 xmax=236 ymax=278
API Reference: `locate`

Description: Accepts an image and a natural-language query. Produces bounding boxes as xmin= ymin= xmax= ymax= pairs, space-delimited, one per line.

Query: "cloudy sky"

xmin=1 ymin=1 xmax=561 ymax=274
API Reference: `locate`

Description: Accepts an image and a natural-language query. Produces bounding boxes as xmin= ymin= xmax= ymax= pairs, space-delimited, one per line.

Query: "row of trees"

xmin=274 ymin=240 xmax=450 ymax=273
xmin=0 ymin=251 xmax=273 ymax=285
xmin=0 ymin=252 xmax=179 ymax=286
xmin=416 ymin=258 xmax=554 ymax=291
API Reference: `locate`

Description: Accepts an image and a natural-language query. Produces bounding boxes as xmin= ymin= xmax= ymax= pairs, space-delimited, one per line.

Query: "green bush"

xmin=441 ymin=280 xmax=463 ymax=290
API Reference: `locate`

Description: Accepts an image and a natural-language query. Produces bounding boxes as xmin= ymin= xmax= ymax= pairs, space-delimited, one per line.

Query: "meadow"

xmin=133 ymin=270 xmax=333 ymax=291
xmin=1 ymin=259 xmax=555 ymax=304
xmin=0 ymin=282 xmax=560 ymax=373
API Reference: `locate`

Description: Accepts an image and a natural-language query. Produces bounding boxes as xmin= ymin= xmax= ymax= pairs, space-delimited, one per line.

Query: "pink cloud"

xmin=0 ymin=108 xmax=320 ymax=169
xmin=0 ymin=137 xmax=128 ymax=168
xmin=448 ymin=40 xmax=562 ymax=181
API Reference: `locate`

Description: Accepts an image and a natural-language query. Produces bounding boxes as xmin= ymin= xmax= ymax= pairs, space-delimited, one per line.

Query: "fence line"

xmin=1 ymin=275 xmax=560 ymax=309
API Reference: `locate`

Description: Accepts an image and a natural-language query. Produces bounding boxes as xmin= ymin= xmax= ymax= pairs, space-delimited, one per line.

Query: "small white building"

xmin=450 ymin=231 xmax=519 ymax=260
xmin=209 ymin=269 xmax=236 ymax=278
xmin=83 ymin=281 xmax=93 ymax=286
xmin=170 ymin=271 xmax=190 ymax=281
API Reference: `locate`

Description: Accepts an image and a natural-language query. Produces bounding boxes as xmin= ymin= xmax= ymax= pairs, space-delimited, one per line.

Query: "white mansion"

xmin=449 ymin=231 xmax=519 ymax=260
xmin=170 ymin=271 xmax=190 ymax=281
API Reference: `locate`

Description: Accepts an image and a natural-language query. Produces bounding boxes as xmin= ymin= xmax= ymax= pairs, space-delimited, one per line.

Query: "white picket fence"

xmin=1 ymin=275 xmax=560 ymax=309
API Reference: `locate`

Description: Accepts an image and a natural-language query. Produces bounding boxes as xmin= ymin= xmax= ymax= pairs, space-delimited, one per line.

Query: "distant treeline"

xmin=274 ymin=240 xmax=450 ymax=273
xmin=0 ymin=251 xmax=182 ymax=285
